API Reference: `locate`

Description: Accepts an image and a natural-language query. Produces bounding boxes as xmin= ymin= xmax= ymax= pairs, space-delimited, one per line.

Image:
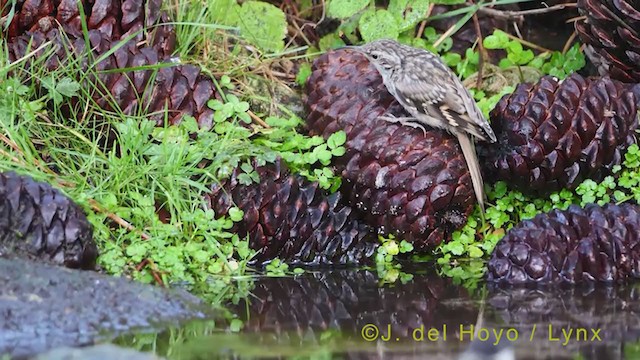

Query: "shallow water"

xmin=114 ymin=266 xmax=640 ymax=359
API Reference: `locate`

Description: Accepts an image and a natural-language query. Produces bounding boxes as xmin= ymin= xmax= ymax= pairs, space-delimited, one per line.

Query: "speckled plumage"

xmin=349 ymin=39 xmax=496 ymax=211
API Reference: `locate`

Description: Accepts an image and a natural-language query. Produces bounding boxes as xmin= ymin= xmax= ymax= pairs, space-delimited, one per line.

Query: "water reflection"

xmin=121 ymin=268 xmax=640 ymax=359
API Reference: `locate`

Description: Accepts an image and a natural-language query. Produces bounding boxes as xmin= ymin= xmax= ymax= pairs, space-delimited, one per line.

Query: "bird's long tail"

xmin=456 ymin=131 xmax=485 ymax=213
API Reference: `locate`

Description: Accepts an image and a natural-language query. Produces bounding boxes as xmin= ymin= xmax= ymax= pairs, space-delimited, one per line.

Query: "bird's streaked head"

xmin=348 ymin=39 xmax=403 ymax=77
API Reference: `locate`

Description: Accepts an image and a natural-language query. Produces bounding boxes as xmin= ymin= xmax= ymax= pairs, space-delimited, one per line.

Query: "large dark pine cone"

xmin=575 ymin=0 xmax=640 ymax=83
xmin=304 ymin=50 xmax=475 ymax=251
xmin=1 ymin=0 xmax=176 ymax=57
xmin=205 ymin=159 xmax=379 ymax=266
xmin=0 ymin=172 xmax=97 ymax=269
xmin=232 ymin=269 xmax=475 ymax=343
xmin=487 ymin=203 xmax=640 ymax=286
xmin=479 ymin=74 xmax=639 ymax=195
xmin=8 ymin=18 xmax=218 ymax=129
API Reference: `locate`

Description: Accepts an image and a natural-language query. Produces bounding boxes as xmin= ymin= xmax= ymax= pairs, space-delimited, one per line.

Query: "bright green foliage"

xmin=40 ymin=76 xmax=81 ymax=104
xmin=296 ymin=62 xmax=313 ymax=86
xmin=327 ymin=0 xmax=370 ymax=19
xmin=482 ymin=29 xmax=586 ymax=80
xmin=359 ymin=9 xmax=400 ymax=42
xmin=264 ymin=258 xmax=290 ymax=275
xmin=388 ymin=0 xmax=431 ymax=32
xmin=471 ymin=86 xmax=516 ymax=119
xmin=203 ymin=0 xmax=287 ymax=53
xmin=375 ymin=234 xmax=414 ymax=264
xmin=237 ymin=1 xmax=288 ymax=52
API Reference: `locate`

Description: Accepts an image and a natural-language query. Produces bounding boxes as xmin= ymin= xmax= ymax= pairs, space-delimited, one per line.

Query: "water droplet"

xmin=389 ymin=205 xmax=401 ymax=216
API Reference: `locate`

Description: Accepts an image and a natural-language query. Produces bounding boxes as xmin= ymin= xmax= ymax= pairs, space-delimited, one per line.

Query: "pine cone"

xmin=2 ymin=0 xmax=176 ymax=57
xmin=232 ymin=269 xmax=475 ymax=341
xmin=0 ymin=172 xmax=97 ymax=269
xmin=575 ymin=0 xmax=640 ymax=83
xmin=8 ymin=18 xmax=218 ymax=129
xmin=205 ymin=159 xmax=379 ymax=266
xmin=487 ymin=203 xmax=640 ymax=285
xmin=304 ymin=50 xmax=475 ymax=251
xmin=478 ymin=74 xmax=639 ymax=195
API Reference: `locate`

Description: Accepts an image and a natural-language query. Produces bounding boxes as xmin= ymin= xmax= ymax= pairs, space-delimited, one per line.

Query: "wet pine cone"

xmin=7 ymin=17 xmax=218 ymax=129
xmin=487 ymin=202 xmax=640 ymax=286
xmin=1 ymin=0 xmax=176 ymax=57
xmin=478 ymin=74 xmax=639 ymax=195
xmin=575 ymin=0 xmax=640 ymax=83
xmin=205 ymin=159 xmax=379 ymax=266
xmin=0 ymin=172 xmax=97 ymax=269
xmin=304 ymin=49 xmax=475 ymax=251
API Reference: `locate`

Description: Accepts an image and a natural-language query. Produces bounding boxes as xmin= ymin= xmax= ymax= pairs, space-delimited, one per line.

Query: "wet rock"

xmin=0 ymin=258 xmax=214 ymax=358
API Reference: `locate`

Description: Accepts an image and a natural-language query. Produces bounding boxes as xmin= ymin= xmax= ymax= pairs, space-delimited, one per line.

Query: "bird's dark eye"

xmin=371 ymin=53 xmax=379 ymax=59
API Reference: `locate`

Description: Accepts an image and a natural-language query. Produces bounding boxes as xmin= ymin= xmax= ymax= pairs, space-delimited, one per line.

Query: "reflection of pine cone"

xmin=233 ymin=269 xmax=475 ymax=340
xmin=478 ymin=74 xmax=639 ymax=195
xmin=575 ymin=0 xmax=640 ymax=83
xmin=0 ymin=172 xmax=97 ymax=269
xmin=487 ymin=203 xmax=640 ymax=285
xmin=486 ymin=287 xmax=640 ymax=358
xmin=2 ymin=0 xmax=176 ymax=57
xmin=8 ymin=18 xmax=218 ymax=129
xmin=205 ymin=159 xmax=379 ymax=266
xmin=305 ymin=50 xmax=474 ymax=251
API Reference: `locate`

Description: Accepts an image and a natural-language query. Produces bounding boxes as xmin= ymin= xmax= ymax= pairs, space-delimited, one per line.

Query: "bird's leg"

xmin=378 ymin=114 xmax=427 ymax=136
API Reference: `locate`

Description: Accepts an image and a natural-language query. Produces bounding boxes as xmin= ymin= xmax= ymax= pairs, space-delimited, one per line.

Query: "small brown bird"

xmin=347 ymin=39 xmax=497 ymax=212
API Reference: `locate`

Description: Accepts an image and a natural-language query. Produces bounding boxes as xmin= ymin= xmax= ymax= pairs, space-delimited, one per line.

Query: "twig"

xmin=415 ymin=3 xmax=435 ymax=39
xmin=0 ymin=133 xmax=57 ymax=176
xmin=562 ymin=30 xmax=578 ymax=54
xmin=247 ymin=110 xmax=270 ymax=128
xmin=512 ymin=20 xmax=523 ymax=39
xmin=89 ymin=199 xmax=151 ymax=240
xmin=136 ymin=258 xmax=165 ymax=287
xmin=268 ymin=70 xmax=296 ymax=79
xmin=434 ymin=23 xmax=458 ymax=49
xmin=475 ymin=3 xmax=577 ymax=22
xmin=504 ymin=32 xmax=552 ymax=53
xmin=470 ymin=2 xmax=486 ymax=90
xmin=0 ymin=148 xmax=24 ymax=166
xmin=9 ymin=41 xmax=53 ymax=66
xmin=566 ymin=15 xmax=586 ymax=24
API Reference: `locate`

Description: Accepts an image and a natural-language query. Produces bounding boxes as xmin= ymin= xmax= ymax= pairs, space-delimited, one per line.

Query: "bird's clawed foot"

xmin=378 ymin=114 xmax=427 ymax=136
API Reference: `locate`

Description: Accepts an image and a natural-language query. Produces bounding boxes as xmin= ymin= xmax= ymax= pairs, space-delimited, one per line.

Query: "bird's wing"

xmin=392 ymin=55 xmax=496 ymax=143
